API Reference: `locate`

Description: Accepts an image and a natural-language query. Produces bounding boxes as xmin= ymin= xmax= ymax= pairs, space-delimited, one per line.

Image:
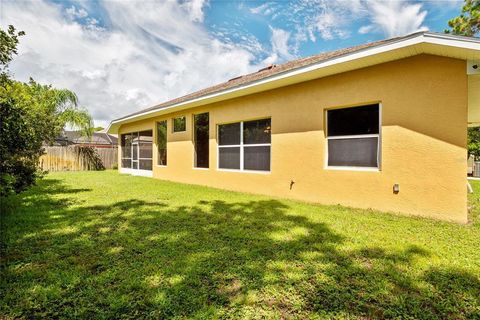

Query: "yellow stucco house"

xmin=107 ymin=32 xmax=480 ymax=223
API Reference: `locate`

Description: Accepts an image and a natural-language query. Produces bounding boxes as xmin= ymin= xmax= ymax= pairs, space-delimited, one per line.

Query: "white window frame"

xmin=325 ymin=103 xmax=381 ymax=172
xmin=217 ymin=119 xmax=271 ymax=174
xmin=172 ymin=116 xmax=187 ymax=133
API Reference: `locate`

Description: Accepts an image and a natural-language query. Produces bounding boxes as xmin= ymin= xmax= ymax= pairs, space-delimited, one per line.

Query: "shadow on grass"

xmin=1 ymin=179 xmax=479 ymax=319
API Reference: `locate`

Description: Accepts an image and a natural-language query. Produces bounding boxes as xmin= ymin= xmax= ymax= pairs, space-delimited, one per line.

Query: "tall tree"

xmin=445 ymin=1 xmax=480 ymax=160
xmin=0 ymin=25 xmax=94 ymax=195
xmin=467 ymin=127 xmax=480 ymax=160
xmin=0 ymin=25 xmax=25 ymax=70
xmin=445 ymin=0 xmax=480 ymax=36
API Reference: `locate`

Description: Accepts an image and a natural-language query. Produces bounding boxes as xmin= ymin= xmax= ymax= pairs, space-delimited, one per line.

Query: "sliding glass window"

xmin=157 ymin=121 xmax=167 ymax=166
xmin=218 ymin=118 xmax=271 ymax=172
xmin=194 ymin=113 xmax=209 ymax=168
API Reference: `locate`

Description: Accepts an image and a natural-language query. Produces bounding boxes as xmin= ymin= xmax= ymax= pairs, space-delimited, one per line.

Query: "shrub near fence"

xmin=40 ymin=146 xmax=117 ymax=171
xmin=95 ymin=147 xmax=118 ymax=169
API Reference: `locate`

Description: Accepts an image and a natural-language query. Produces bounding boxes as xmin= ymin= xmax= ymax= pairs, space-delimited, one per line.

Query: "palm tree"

xmin=53 ymin=88 xmax=93 ymax=138
xmin=26 ymin=79 xmax=93 ymax=140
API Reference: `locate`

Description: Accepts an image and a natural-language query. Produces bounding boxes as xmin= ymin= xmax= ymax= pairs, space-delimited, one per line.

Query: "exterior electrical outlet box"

xmin=467 ymin=60 xmax=480 ymax=75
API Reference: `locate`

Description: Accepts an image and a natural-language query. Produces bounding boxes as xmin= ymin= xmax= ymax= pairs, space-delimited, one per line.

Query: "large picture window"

xmin=218 ymin=118 xmax=271 ymax=172
xmin=326 ymin=104 xmax=380 ymax=169
xmin=157 ymin=121 xmax=167 ymax=166
xmin=194 ymin=113 xmax=209 ymax=168
xmin=121 ymin=130 xmax=153 ymax=170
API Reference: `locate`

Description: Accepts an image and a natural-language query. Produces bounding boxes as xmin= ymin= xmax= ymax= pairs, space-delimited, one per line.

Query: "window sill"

xmin=325 ymin=166 xmax=380 ymax=172
xmin=156 ymin=165 xmax=167 ymax=168
xmin=193 ymin=167 xmax=209 ymax=171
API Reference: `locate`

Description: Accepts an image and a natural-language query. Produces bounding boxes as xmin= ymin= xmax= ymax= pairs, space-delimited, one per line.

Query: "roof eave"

xmin=107 ymin=32 xmax=480 ymax=134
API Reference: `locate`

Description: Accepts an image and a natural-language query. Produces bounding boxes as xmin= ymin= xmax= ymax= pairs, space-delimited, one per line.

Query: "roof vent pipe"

xmin=257 ymin=64 xmax=277 ymax=72
xmin=228 ymin=75 xmax=243 ymax=82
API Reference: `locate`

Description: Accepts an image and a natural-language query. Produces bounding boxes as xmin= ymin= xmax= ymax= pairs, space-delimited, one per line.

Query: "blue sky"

xmin=205 ymin=0 xmax=461 ymax=60
xmin=1 ymin=0 xmax=464 ymax=127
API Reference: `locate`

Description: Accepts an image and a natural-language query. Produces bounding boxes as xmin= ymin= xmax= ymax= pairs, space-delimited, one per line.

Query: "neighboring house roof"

xmin=107 ymin=31 xmax=480 ymax=133
xmin=58 ymin=131 xmax=118 ymax=145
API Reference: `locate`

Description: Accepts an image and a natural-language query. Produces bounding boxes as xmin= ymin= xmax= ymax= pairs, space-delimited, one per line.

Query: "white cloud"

xmin=263 ymin=26 xmax=294 ymax=65
xmin=65 ymin=5 xmax=88 ymax=19
xmin=248 ymin=0 xmax=430 ymax=42
xmin=365 ymin=1 xmax=428 ymax=37
xmin=250 ymin=3 xmax=271 ymax=15
xmin=180 ymin=0 xmax=209 ymax=22
xmin=2 ymin=0 xmax=257 ymax=128
xmin=358 ymin=25 xmax=374 ymax=34
xmin=314 ymin=10 xmax=351 ymax=41
xmin=300 ymin=0 xmax=428 ymax=39
xmin=249 ymin=0 xmax=362 ymax=43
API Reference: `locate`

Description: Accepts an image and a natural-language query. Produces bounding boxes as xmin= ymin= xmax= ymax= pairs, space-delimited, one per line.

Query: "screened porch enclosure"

xmin=121 ymin=130 xmax=153 ymax=175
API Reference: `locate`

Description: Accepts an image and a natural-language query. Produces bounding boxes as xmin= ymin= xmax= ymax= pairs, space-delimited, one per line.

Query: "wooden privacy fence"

xmin=40 ymin=146 xmax=118 ymax=172
xmin=95 ymin=147 xmax=118 ymax=169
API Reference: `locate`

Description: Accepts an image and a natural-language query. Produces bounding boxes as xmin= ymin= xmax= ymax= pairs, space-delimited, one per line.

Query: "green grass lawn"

xmin=1 ymin=171 xmax=480 ymax=319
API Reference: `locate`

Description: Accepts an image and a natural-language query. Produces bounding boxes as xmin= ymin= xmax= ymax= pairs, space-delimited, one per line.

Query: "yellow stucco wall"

xmin=118 ymin=54 xmax=468 ymax=223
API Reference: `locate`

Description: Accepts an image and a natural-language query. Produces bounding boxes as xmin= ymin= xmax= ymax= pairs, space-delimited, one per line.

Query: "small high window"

xmin=173 ymin=116 xmax=186 ymax=132
xmin=218 ymin=118 xmax=271 ymax=172
xmin=326 ymin=104 xmax=380 ymax=169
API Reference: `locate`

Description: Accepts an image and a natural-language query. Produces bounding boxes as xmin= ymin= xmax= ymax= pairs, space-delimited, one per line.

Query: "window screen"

xmin=121 ymin=158 xmax=131 ymax=168
xmin=327 ymin=104 xmax=380 ymax=168
xmin=218 ymin=118 xmax=271 ymax=171
xmin=139 ymin=131 xmax=153 ymax=159
xmin=219 ymin=147 xmax=240 ymax=169
xmin=120 ymin=130 xmax=153 ymax=170
xmin=244 ymin=146 xmax=270 ymax=171
xmin=219 ymin=122 xmax=240 ymax=145
xmin=139 ymin=159 xmax=152 ymax=170
xmin=194 ymin=113 xmax=209 ymax=168
xmin=121 ymin=134 xmax=132 ymax=159
xmin=243 ymin=119 xmax=271 ymax=144
xmin=327 ymin=104 xmax=379 ymax=136
xmin=173 ymin=116 xmax=186 ymax=132
xmin=328 ymin=137 xmax=378 ymax=167
xmin=157 ymin=121 xmax=167 ymax=166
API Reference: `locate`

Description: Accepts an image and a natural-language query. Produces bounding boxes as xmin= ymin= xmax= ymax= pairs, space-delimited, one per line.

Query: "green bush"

xmin=0 ymin=25 xmax=93 ymax=196
xmin=0 ymin=80 xmax=44 ymax=196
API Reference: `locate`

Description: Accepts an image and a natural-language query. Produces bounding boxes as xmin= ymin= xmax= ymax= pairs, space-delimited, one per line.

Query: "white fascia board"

xmin=423 ymin=33 xmax=480 ymax=49
xmin=107 ymin=32 xmax=480 ymax=134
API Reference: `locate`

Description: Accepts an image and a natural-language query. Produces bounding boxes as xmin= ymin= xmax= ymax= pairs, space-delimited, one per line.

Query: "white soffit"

xmin=107 ymin=32 xmax=480 ymax=133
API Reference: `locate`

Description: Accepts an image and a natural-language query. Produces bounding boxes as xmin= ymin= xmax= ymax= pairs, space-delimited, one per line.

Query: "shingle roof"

xmin=114 ymin=33 xmax=421 ymax=122
xmin=62 ymin=131 xmax=118 ymax=145
xmin=115 ymin=31 xmax=480 ymax=123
